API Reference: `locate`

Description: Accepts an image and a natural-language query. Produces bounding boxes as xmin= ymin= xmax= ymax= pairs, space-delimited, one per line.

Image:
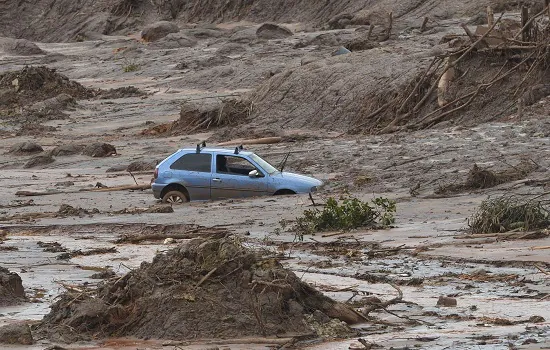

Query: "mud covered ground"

xmin=1 ymin=3 xmax=550 ymax=350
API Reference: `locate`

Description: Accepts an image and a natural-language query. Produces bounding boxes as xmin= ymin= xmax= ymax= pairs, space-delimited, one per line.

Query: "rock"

xmin=0 ymin=266 xmax=25 ymax=306
xmin=0 ymin=37 xmax=44 ymax=55
xmin=333 ymin=46 xmax=351 ymax=56
xmin=49 ymin=144 xmax=85 ymax=157
xmin=126 ymin=161 xmax=155 ymax=172
xmin=23 ymin=155 xmax=55 ymax=168
xmin=328 ymin=13 xmax=354 ymax=29
xmin=82 ymin=143 xmax=117 ymax=157
xmin=529 ymin=315 xmax=545 ymax=323
xmin=151 ymin=32 xmax=197 ymax=49
xmin=0 ymin=323 xmax=33 ymax=345
xmin=229 ymin=27 xmax=259 ymax=43
xmin=436 ymin=296 xmax=457 ymax=307
xmin=141 ymin=21 xmax=179 ymax=42
xmin=9 ymin=141 xmax=43 ymax=154
xmin=256 ymin=23 xmax=293 ymax=39
xmin=185 ymin=28 xmax=225 ymax=39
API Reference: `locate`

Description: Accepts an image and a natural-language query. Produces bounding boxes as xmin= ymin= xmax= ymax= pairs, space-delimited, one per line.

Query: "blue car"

xmin=152 ymin=145 xmax=323 ymax=203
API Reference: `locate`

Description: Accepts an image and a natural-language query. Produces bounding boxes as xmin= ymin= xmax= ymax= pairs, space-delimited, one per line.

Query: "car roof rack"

xmin=196 ymin=141 xmax=206 ymax=153
xmin=234 ymin=145 xmax=244 ymax=155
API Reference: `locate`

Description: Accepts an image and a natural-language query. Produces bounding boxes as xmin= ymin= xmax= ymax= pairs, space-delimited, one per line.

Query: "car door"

xmin=211 ymin=154 xmax=269 ymax=199
xmin=168 ymin=152 xmax=212 ymax=200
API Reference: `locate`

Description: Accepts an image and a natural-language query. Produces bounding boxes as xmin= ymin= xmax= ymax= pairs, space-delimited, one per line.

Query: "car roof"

xmin=178 ymin=148 xmax=255 ymax=156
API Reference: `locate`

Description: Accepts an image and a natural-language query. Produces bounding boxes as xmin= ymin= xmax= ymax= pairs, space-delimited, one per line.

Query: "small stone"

xmin=436 ymin=296 xmax=457 ymax=307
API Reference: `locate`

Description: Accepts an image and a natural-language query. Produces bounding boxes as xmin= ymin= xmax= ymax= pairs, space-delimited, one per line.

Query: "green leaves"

xmin=290 ymin=196 xmax=396 ymax=239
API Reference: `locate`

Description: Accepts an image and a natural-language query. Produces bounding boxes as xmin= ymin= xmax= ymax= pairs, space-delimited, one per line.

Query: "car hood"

xmin=272 ymin=171 xmax=323 ymax=186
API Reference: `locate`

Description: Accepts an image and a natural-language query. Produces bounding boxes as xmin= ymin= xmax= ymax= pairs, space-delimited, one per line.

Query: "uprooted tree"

xmin=356 ymin=8 xmax=550 ymax=133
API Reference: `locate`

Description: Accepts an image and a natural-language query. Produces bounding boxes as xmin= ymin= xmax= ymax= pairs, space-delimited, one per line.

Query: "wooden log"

xmin=217 ymin=137 xmax=282 ymax=146
xmin=85 ymin=184 xmax=151 ymax=192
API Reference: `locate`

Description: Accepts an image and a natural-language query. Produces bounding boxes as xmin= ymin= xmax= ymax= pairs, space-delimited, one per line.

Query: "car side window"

xmin=216 ymin=155 xmax=260 ymax=176
xmin=170 ymin=153 xmax=212 ymax=172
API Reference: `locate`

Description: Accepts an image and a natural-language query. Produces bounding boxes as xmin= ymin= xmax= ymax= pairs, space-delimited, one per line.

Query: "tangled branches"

xmin=354 ymin=7 xmax=550 ymax=134
xmin=469 ymin=194 xmax=550 ymax=234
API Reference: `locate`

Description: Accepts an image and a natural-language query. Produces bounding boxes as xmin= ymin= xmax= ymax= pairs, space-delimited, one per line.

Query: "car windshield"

xmin=250 ymin=153 xmax=279 ymax=175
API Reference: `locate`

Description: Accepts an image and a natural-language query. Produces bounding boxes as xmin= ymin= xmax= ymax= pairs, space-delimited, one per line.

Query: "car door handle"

xmin=212 ymin=178 xmax=222 ymax=182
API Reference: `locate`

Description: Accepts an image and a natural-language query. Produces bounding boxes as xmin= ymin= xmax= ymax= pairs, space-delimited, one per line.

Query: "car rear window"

xmin=170 ymin=153 xmax=212 ymax=172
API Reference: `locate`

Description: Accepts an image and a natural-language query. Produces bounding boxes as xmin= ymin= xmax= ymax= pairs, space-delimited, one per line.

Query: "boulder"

xmin=82 ymin=143 xmax=117 ymax=157
xmin=0 ymin=266 xmax=25 ymax=306
xmin=49 ymin=144 xmax=85 ymax=157
xmin=0 ymin=37 xmax=44 ymax=55
xmin=256 ymin=23 xmax=293 ymax=39
xmin=126 ymin=161 xmax=155 ymax=172
xmin=141 ymin=21 xmax=179 ymax=42
xmin=23 ymin=155 xmax=55 ymax=168
xmin=151 ymin=32 xmax=197 ymax=49
xmin=0 ymin=323 xmax=33 ymax=345
xmin=436 ymin=296 xmax=457 ymax=307
xmin=9 ymin=141 xmax=43 ymax=154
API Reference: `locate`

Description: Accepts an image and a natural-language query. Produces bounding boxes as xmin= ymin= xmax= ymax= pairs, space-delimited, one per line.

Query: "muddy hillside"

xmin=0 ymin=0 xmax=517 ymax=42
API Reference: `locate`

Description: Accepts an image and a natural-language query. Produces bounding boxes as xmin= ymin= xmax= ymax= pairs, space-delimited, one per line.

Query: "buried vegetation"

xmin=284 ymin=196 xmax=396 ymax=238
xmin=36 ymin=237 xmax=364 ymax=343
xmin=468 ymin=194 xmax=550 ymax=234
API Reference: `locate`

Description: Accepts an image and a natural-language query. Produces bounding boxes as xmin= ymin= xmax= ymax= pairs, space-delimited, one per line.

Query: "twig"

xmin=196 ymin=267 xmax=218 ymax=288
xmin=128 ymin=171 xmax=138 ymax=186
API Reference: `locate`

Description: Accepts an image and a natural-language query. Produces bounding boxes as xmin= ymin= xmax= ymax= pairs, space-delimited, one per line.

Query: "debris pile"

xmin=469 ymin=194 xmax=550 ymax=234
xmin=38 ymin=237 xmax=364 ymax=343
xmin=437 ymin=160 xmax=539 ymax=194
xmin=143 ymin=97 xmax=252 ymax=135
xmin=0 ymin=66 xmax=92 ymax=114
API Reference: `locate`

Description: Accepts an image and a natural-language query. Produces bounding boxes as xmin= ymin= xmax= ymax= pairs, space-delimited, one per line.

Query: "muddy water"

xmin=0 ymin=233 xmax=167 ymax=327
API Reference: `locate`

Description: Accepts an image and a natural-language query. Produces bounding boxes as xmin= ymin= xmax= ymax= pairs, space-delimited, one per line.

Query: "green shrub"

xmin=123 ymin=63 xmax=140 ymax=73
xmin=286 ymin=196 xmax=396 ymax=239
xmin=468 ymin=195 xmax=549 ymax=234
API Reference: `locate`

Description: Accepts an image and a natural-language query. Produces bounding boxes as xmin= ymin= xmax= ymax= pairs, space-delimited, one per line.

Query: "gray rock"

xmin=152 ymin=32 xmax=197 ymax=49
xmin=49 ymin=144 xmax=85 ymax=157
xmin=141 ymin=21 xmax=179 ymax=42
xmin=436 ymin=296 xmax=457 ymax=307
xmin=0 ymin=323 xmax=33 ymax=345
xmin=82 ymin=143 xmax=117 ymax=157
xmin=0 ymin=266 xmax=25 ymax=306
xmin=256 ymin=23 xmax=293 ymax=39
xmin=126 ymin=161 xmax=155 ymax=172
xmin=0 ymin=37 xmax=44 ymax=55
xmin=333 ymin=46 xmax=351 ymax=56
xmin=9 ymin=142 xmax=43 ymax=154
xmin=23 ymin=155 xmax=55 ymax=168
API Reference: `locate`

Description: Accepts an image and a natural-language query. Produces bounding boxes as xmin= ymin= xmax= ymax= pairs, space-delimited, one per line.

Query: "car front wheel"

xmin=162 ymin=190 xmax=189 ymax=204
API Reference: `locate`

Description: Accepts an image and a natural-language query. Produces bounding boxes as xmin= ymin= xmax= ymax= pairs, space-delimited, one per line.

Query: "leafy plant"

xmin=122 ymin=58 xmax=140 ymax=73
xmin=468 ymin=195 xmax=549 ymax=234
xmin=287 ymin=195 xmax=396 ymax=240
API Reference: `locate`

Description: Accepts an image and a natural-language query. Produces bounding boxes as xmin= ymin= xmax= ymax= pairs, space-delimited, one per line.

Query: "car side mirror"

xmin=249 ymin=170 xmax=260 ymax=178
